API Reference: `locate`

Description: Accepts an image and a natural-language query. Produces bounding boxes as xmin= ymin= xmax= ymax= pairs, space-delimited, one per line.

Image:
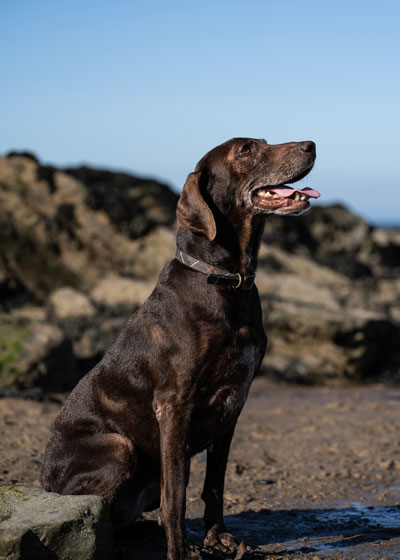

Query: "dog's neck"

xmin=176 ymin=214 xmax=266 ymax=277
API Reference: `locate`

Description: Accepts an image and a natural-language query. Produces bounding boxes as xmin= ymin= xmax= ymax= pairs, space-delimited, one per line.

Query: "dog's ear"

xmin=176 ymin=172 xmax=216 ymax=241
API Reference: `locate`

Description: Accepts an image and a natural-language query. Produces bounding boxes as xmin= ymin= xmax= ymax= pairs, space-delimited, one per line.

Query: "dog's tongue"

xmin=270 ymin=186 xmax=320 ymax=199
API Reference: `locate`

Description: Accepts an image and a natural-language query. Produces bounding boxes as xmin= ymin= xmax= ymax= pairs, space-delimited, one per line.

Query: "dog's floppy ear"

xmin=176 ymin=172 xmax=216 ymax=241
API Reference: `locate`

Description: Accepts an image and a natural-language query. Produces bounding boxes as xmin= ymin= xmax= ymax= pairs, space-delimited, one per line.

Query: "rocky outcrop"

xmin=264 ymin=205 xmax=400 ymax=291
xmin=0 ymin=485 xmax=114 ymax=560
xmin=0 ymin=153 xmax=399 ymax=387
xmin=0 ymin=153 xmax=177 ymax=300
xmin=257 ymin=239 xmax=400 ymax=383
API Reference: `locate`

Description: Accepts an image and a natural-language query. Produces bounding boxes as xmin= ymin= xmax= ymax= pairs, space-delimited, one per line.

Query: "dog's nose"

xmin=300 ymin=141 xmax=316 ymax=154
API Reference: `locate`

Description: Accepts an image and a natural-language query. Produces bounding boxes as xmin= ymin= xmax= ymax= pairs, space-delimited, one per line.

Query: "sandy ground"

xmin=1 ymin=379 xmax=400 ymax=559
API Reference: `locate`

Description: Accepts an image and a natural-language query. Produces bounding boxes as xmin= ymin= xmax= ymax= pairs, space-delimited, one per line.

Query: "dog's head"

xmin=177 ymin=137 xmax=319 ymax=241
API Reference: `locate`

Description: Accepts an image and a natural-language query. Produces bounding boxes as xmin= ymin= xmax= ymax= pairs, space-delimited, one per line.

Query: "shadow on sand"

xmin=116 ymin=505 xmax=400 ymax=559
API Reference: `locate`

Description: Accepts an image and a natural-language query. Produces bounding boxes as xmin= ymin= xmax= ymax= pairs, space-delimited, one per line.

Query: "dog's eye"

xmin=240 ymin=144 xmax=251 ymax=154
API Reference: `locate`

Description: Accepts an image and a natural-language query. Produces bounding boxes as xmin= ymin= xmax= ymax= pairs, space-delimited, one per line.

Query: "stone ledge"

xmin=0 ymin=486 xmax=114 ymax=560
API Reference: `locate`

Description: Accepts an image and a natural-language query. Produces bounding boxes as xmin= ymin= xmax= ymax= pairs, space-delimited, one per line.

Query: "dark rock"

xmin=0 ymin=207 xmax=80 ymax=300
xmin=62 ymin=164 xmax=178 ymax=239
xmin=6 ymin=151 xmax=40 ymax=164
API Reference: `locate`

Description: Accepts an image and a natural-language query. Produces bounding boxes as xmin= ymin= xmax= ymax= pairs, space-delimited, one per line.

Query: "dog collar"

xmin=175 ymin=249 xmax=255 ymax=290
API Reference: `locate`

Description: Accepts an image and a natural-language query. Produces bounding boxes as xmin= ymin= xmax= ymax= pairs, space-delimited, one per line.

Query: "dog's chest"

xmin=190 ymin=327 xmax=259 ymax=446
xmin=212 ymin=336 xmax=256 ymax=412
xmin=223 ymin=324 xmax=259 ymax=377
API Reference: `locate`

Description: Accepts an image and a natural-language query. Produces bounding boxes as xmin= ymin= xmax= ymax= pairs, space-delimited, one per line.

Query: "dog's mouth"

xmin=251 ymin=185 xmax=320 ymax=215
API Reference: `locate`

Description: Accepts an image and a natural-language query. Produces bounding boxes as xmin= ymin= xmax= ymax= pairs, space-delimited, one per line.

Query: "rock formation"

xmin=0 ymin=152 xmax=399 ymax=390
xmin=0 ymin=485 xmax=114 ymax=559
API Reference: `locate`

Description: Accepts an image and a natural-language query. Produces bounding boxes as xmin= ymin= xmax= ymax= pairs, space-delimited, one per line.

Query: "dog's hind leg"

xmin=112 ymin=452 xmax=161 ymax=529
xmin=45 ymin=432 xmax=150 ymax=526
xmin=44 ymin=429 xmax=162 ymax=529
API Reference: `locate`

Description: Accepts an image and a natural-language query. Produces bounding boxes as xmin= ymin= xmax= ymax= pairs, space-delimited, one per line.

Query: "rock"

xmin=11 ymin=306 xmax=46 ymax=323
xmin=44 ymin=281 xmax=153 ymax=364
xmin=63 ymin=164 xmax=178 ymax=239
xmin=258 ymin=245 xmax=356 ymax=306
xmin=258 ymin=207 xmax=400 ymax=383
xmin=47 ymin=288 xmax=95 ymax=321
xmin=263 ymin=204 xmax=389 ymax=279
xmin=90 ymin=276 xmax=153 ymax=315
xmin=0 ymin=153 xmax=178 ymax=300
xmin=46 ymin=287 xmax=96 ymax=339
xmin=261 ymin=292 xmax=400 ymax=383
xmin=0 ymin=485 xmax=114 ymax=560
xmin=257 ymin=271 xmax=341 ymax=312
xmin=1 ymin=152 xmax=400 ymax=385
xmin=0 ymin=313 xmax=78 ymax=393
xmin=127 ymin=226 xmax=176 ymax=280
xmin=43 ymin=280 xmax=154 ymax=365
xmin=370 ymin=227 xmax=400 ymax=274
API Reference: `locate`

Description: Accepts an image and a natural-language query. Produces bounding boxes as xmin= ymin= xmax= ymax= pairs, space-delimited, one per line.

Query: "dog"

xmin=42 ymin=137 xmax=318 ymax=560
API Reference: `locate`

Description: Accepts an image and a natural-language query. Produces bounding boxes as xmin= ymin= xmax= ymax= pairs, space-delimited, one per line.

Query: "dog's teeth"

xmin=294 ymin=192 xmax=300 ymax=201
xmin=300 ymin=195 xmax=306 ymax=201
xmin=273 ymin=194 xmax=279 ymax=199
xmin=257 ymin=189 xmax=272 ymax=197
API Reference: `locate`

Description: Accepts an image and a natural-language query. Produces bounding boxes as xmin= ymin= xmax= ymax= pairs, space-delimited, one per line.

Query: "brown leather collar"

xmin=175 ymin=249 xmax=255 ymax=290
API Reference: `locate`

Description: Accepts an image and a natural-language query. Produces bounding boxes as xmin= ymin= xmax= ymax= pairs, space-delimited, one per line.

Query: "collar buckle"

xmin=234 ymin=273 xmax=243 ymax=289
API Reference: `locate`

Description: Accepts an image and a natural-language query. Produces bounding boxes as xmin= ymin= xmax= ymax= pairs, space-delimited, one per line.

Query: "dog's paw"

xmin=186 ymin=547 xmax=203 ymax=560
xmin=203 ymin=528 xmax=239 ymax=554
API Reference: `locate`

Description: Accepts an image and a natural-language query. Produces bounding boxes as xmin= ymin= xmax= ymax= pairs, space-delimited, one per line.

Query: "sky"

xmin=1 ymin=0 xmax=399 ymax=224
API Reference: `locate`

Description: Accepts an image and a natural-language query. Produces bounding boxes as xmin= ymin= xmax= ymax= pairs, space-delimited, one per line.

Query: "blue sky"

xmin=2 ymin=0 xmax=399 ymax=224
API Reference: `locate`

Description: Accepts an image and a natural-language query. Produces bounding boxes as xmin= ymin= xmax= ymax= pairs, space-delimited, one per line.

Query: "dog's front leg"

xmin=201 ymin=427 xmax=239 ymax=552
xmin=154 ymin=397 xmax=191 ymax=560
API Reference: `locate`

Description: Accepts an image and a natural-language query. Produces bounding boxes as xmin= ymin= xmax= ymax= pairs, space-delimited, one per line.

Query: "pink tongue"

xmin=270 ymin=186 xmax=320 ymax=199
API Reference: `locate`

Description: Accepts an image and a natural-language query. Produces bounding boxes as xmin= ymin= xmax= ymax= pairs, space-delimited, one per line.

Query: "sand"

xmin=1 ymin=378 xmax=400 ymax=559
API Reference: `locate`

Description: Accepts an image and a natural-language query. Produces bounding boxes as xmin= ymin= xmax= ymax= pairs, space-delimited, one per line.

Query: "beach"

xmin=2 ymin=378 xmax=400 ymax=559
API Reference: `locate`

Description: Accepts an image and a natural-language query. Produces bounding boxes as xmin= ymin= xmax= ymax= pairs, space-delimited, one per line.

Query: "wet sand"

xmin=1 ymin=379 xmax=400 ymax=559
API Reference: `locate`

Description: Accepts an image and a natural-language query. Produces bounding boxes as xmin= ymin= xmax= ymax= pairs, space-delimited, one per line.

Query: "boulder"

xmin=0 ymin=485 xmax=114 ymax=560
xmin=0 ymin=314 xmax=78 ymax=393
xmin=47 ymin=287 xmax=95 ymax=321
xmin=90 ymin=276 xmax=153 ymax=315
xmin=46 ymin=287 xmax=96 ymax=338
xmin=260 ymin=281 xmax=400 ymax=383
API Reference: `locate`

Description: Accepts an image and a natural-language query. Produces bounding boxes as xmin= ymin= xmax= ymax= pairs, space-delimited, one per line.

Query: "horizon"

xmin=2 ymin=0 xmax=399 ymax=224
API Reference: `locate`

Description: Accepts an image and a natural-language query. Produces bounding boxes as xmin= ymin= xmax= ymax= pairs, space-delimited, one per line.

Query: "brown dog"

xmin=42 ymin=138 xmax=318 ymax=560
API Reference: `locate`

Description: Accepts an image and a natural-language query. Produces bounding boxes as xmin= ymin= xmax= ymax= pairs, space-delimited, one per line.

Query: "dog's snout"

xmin=300 ymin=141 xmax=316 ymax=154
